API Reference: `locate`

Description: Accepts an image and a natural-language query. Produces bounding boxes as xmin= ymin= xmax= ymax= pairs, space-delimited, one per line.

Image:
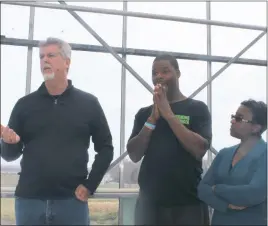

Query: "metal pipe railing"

xmin=1 ymin=37 xmax=266 ymax=67
xmin=4 ymin=2 xmax=267 ymax=31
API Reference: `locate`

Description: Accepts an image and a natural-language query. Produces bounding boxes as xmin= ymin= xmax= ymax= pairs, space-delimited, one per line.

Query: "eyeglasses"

xmin=231 ymin=114 xmax=253 ymax=123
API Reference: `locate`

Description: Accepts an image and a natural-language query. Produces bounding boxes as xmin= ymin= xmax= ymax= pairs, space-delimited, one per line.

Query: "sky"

xmin=1 ymin=2 xmax=267 ymax=175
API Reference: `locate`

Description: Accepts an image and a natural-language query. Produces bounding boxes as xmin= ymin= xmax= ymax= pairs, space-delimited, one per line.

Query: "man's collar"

xmin=37 ymin=79 xmax=74 ymax=96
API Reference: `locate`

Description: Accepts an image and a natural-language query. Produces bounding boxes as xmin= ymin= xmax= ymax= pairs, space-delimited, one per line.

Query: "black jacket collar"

xmin=37 ymin=79 xmax=74 ymax=96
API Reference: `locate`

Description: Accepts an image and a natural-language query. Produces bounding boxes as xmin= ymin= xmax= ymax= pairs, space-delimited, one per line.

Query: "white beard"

xmin=43 ymin=73 xmax=55 ymax=81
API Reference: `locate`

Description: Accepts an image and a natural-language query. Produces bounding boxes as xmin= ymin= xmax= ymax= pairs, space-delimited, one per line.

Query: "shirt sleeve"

xmin=85 ymin=97 xmax=114 ymax=194
xmin=128 ymin=108 xmax=145 ymax=141
xmin=1 ymin=99 xmax=24 ymax=162
xmin=214 ymin=152 xmax=267 ymax=207
xmin=197 ymin=149 xmax=229 ymax=212
xmin=190 ymin=101 xmax=212 ymax=148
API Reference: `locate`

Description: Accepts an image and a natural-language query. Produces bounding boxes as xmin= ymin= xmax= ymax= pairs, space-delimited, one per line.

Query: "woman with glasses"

xmin=198 ymin=99 xmax=267 ymax=225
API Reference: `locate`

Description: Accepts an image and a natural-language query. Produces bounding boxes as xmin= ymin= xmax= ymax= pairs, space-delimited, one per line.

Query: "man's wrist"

xmin=145 ymin=120 xmax=156 ymax=130
xmin=82 ymin=180 xmax=95 ymax=195
xmin=147 ymin=116 xmax=156 ymax=124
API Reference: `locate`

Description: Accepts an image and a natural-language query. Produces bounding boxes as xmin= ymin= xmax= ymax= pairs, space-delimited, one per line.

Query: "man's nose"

xmin=42 ymin=55 xmax=50 ymax=63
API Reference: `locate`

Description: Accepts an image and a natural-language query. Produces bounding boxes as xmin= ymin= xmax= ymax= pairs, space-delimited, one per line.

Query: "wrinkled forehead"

xmin=39 ymin=44 xmax=60 ymax=54
xmin=236 ymin=105 xmax=253 ymax=120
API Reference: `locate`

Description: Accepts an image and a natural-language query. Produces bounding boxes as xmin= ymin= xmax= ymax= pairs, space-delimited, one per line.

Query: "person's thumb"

xmin=1 ymin=124 xmax=5 ymax=135
xmin=15 ymin=134 xmax=20 ymax=143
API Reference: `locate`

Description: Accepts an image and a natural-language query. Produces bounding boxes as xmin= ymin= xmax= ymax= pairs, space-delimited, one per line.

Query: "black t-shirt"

xmin=129 ymin=98 xmax=212 ymax=206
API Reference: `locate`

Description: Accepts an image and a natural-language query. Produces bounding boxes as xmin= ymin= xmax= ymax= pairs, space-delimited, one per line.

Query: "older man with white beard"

xmin=0 ymin=37 xmax=114 ymax=225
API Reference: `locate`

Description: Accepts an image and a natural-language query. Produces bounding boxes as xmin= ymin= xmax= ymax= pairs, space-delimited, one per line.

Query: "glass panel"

xmin=89 ymin=199 xmax=119 ymax=225
xmin=1 ymin=5 xmax=30 ymax=39
xmin=211 ymin=2 xmax=266 ymax=60
xmin=211 ymin=27 xmax=266 ymax=60
xmin=127 ymin=2 xmax=206 ymax=54
xmin=1 ymin=46 xmax=28 ymax=170
xmin=212 ymin=63 xmax=266 ymax=151
xmin=123 ymin=56 xmax=208 ymax=187
xmin=30 ymin=48 xmax=44 ymax=91
xmin=33 ymin=4 xmax=123 ymax=47
xmin=128 ymin=2 xmax=206 ymax=19
xmin=211 ymin=2 xmax=266 ymax=26
xmin=1 ymin=46 xmax=27 ymax=224
xmin=30 ymin=49 xmax=122 ymax=188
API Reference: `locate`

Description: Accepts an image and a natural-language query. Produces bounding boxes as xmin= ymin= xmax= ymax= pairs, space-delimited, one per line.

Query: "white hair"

xmin=39 ymin=37 xmax=72 ymax=60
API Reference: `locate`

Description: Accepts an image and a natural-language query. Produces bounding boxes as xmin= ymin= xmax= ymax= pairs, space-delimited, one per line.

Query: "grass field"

xmin=1 ymin=198 xmax=119 ymax=225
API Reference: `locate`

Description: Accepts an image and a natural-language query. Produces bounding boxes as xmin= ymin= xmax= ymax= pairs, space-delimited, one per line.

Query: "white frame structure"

xmin=1 ymin=1 xmax=267 ymax=224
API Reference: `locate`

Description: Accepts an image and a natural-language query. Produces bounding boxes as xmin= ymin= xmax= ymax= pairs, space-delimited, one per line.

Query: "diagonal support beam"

xmin=58 ymin=1 xmax=153 ymax=94
xmin=189 ymin=31 xmax=266 ymax=98
xmin=108 ymin=32 xmax=266 ymax=171
xmin=57 ymin=1 xmax=154 ymax=173
xmin=58 ymin=0 xmax=219 ymax=172
xmin=59 ymin=1 xmax=265 ymax=172
xmin=107 ymin=145 xmax=219 ymax=171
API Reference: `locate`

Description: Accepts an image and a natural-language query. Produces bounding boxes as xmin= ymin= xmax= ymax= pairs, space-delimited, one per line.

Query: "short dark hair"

xmin=241 ymin=99 xmax=267 ymax=135
xmin=153 ymin=54 xmax=179 ymax=70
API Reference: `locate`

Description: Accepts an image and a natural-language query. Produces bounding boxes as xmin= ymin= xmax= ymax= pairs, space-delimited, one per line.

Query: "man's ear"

xmin=66 ymin=58 xmax=71 ymax=73
xmin=252 ymin=124 xmax=261 ymax=134
xmin=176 ymin=70 xmax=181 ymax=79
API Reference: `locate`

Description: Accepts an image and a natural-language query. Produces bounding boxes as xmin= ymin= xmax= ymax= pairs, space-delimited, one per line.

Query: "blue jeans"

xmin=15 ymin=197 xmax=90 ymax=225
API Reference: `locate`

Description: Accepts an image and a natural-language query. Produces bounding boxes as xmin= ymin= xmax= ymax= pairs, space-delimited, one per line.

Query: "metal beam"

xmin=119 ymin=0 xmax=128 ymax=190
xmin=4 ymin=1 xmax=263 ymax=175
xmin=210 ymin=147 xmax=218 ymax=155
xmin=189 ymin=31 xmax=267 ymax=98
xmin=266 ymin=2 xmax=268 ymax=145
xmin=54 ymin=1 xmax=264 ymax=172
xmin=1 ymin=37 xmax=266 ymax=67
xmin=107 ymin=31 xmax=266 ymax=172
xmin=54 ymin=1 xmax=220 ymax=172
xmin=25 ymin=7 xmax=35 ymax=95
xmin=55 ymin=0 xmax=153 ymax=174
xmin=206 ymin=1 xmax=213 ymax=166
xmin=118 ymin=2 xmax=128 ymax=225
xmin=57 ymin=1 xmax=153 ymax=94
xmin=108 ymin=151 xmax=129 ymax=172
xmin=4 ymin=1 xmax=267 ymax=31
xmin=1 ymin=189 xmax=138 ymax=199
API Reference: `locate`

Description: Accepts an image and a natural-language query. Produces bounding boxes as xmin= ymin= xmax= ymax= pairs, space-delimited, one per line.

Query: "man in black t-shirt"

xmin=127 ymin=54 xmax=212 ymax=225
